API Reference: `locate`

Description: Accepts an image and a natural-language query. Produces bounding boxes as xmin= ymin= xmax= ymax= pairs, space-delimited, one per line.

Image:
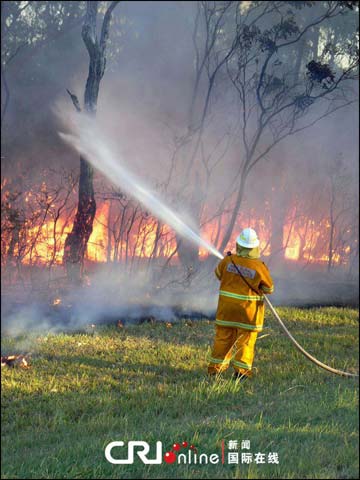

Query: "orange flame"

xmin=3 ymin=190 xmax=351 ymax=268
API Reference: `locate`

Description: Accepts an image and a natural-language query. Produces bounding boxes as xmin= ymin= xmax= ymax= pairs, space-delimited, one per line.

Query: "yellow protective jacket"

xmin=214 ymin=254 xmax=274 ymax=332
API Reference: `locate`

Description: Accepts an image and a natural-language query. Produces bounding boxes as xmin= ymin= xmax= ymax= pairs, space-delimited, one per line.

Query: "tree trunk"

xmin=327 ymin=223 xmax=334 ymax=272
xmin=327 ymin=204 xmax=335 ymax=273
xmin=64 ymin=157 xmax=96 ymax=281
xmin=311 ymin=27 xmax=320 ymax=62
xmin=219 ymin=172 xmax=247 ymax=253
xmin=63 ymin=1 xmax=119 ymax=283
xmin=106 ymin=200 xmax=112 ymax=263
xmin=270 ymin=200 xmax=287 ymax=264
xmin=176 ymin=171 xmax=204 ymax=269
xmin=327 ymin=175 xmax=337 ymax=273
xmin=293 ymin=38 xmax=306 ymax=83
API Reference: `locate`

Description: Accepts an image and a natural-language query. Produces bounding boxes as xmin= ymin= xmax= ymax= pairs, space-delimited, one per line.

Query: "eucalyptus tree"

xmin=63 ymin=1 xmax=120 ymax=283
xmin=162 ymin=1 xmax=357 ymax=270
xmin=185 ymin=1 xmax=358 ymax=260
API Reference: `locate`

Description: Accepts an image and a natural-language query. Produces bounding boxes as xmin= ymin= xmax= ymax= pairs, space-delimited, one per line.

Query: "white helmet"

xmin=236 ymin=228 xmax=259 ymax=248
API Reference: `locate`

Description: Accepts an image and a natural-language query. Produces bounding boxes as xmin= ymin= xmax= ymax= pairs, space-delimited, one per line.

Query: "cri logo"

xmin=164 ymin=441 xmax=197 ymax=464
xmin=105 ymin=440 xmax=197 ymax=465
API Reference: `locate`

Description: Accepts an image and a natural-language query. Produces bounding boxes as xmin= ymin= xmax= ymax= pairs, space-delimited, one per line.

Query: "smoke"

xmin=1 ymin=1 xmax=359 ymax=339
xmin=1 ymin=263 xmax=220 ymax=339
xmin=2 ymin=247 xmax=358 ymax=340
xmin=56 ymin=108 xmax=223 ymax=260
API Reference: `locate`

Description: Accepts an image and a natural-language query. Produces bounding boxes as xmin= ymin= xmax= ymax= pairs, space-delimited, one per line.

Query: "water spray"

xmin=59 ymin=115 xmax=358 ymax=379
xmin=59 ymin=118 xmax=223 ymax=262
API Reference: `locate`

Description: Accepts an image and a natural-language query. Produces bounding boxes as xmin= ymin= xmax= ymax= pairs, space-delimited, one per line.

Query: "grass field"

xmin=1 ymin=307 xmax=359 ymax=479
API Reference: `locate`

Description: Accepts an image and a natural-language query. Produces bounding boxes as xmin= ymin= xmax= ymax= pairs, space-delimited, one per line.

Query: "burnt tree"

xmin=64 ymin=1 xmax=119 ymax=283
xmin=216 ymin=1 xmax=359 ymax=255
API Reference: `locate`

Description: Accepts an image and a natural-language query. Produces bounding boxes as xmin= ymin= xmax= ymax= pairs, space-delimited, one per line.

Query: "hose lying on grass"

xmin=227 ymin=254 xmax=358 ymax=378
xmin=264 ymin=295 xmax=359 ymax=378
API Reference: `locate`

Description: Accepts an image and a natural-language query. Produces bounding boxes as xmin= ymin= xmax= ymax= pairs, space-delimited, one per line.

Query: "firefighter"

xmin=208 ymin=228 xmax=274 ymax=381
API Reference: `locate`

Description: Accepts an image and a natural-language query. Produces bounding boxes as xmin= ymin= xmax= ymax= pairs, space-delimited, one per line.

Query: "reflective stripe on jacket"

xmin=214 ymin=254 xmax=274 ymax=331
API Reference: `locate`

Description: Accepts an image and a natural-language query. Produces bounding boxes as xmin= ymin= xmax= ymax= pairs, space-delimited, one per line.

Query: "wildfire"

xmin=283 ymin=219 xmax=343 ymax=264
xmin=1 ymin=179 xmax=353 ymax=268
xmin=284 ymin=233 xmax=301 ymax=261
xmin=87 ymin=203 xmax=109 ymax=262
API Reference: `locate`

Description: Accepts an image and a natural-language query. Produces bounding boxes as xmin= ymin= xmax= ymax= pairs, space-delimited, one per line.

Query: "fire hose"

xmin=227 ymin=254 xmax=359 ymax=378
xmin=263 ymin=294 xmax=358 ymax=378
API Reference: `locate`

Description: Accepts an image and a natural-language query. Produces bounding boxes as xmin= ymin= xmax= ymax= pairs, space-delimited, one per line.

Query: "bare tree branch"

xmin=100 ymin=1 xmax=121 ymax=55
xmin=66 ymin=89 xmax=81 ymax=112
xmin=82 ymin=1 xmax=98 ymax=57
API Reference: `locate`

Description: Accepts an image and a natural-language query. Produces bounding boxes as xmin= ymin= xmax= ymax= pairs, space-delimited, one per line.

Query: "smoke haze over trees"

xmin=1 ymin=1 xmax=359 ymax=318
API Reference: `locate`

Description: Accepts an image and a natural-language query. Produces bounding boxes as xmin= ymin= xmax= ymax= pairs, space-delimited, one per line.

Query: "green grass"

xmin=1 ymin=307 xmax=359 ymax=479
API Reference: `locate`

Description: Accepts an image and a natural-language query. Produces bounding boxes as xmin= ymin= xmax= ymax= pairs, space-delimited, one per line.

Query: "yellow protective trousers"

xmin=208 ymin=325 xmax=258 ymax=376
